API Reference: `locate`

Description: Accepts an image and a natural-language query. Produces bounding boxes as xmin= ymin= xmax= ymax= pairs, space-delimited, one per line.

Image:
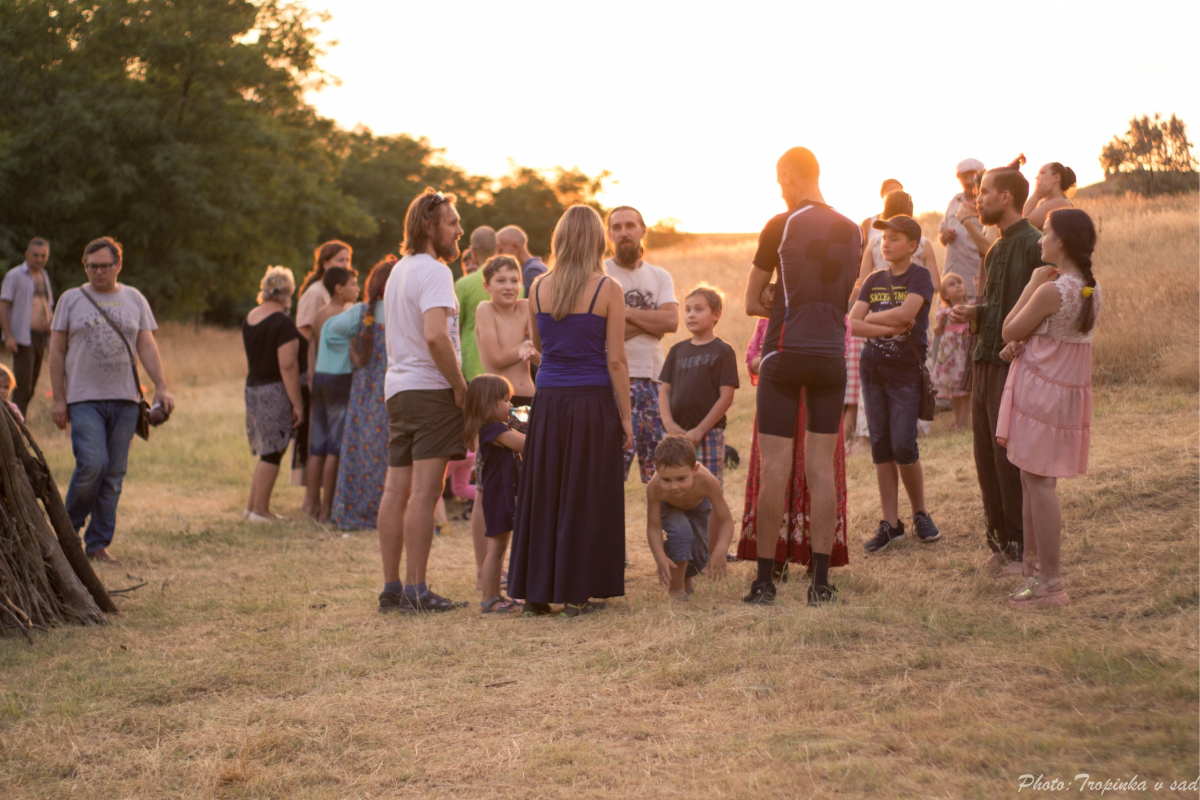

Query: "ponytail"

xmin=1049 ymin=162 xmax=1077 ymax=192
xmin=1046 ymin=209 xmax=1098 ymax=333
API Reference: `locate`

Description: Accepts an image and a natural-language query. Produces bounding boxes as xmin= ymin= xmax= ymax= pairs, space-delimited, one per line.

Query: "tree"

xmin=1099 ymin=114 xmax=1197 ymax=195
xmin=0 ymin=0 xmax=372 ymax=319
xmin=0 ymin=0 xmax=612 ymax=319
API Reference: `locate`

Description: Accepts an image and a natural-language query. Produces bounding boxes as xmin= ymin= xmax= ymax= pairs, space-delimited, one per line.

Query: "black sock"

xmin=813 ymin=553 xmax=831 ymax=588
xmin=757 ymin=557 xmax=776 ymax=585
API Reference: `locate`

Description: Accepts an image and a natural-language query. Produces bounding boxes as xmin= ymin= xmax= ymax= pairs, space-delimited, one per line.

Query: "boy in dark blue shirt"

xmin=849 ymin=215 xmax=941 ymax=552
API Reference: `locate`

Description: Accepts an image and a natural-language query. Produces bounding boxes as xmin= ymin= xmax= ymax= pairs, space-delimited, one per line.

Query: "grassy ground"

xmin=0 ymin=195 xmax=1196 ymax=798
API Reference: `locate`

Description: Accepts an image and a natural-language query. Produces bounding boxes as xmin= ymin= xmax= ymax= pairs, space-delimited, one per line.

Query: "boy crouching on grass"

xmin=646 ymin=435 xmax=736 ymax=600
xmin=849 ymin=215 xmax=941 ymax=553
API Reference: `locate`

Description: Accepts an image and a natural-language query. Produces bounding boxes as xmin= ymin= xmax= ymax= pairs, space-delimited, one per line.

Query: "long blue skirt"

xmin=508 ymin=386 xmax=626 ymax=604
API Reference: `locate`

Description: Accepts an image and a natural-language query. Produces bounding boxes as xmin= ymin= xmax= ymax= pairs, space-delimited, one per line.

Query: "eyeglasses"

xmin=85 ymin=262 xmax=118 ymax=271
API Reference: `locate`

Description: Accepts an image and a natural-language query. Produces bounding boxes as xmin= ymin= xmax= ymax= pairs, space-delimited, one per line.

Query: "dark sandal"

xmin=560 ymin=603 xmax=593 ymax=618
xmin=407 ymin=589 xmax=465 ymax=613
xmin=522 ymin=602 xmax=553 ymax=617
xmin=481 ymin=596 xmax=520 ymax=614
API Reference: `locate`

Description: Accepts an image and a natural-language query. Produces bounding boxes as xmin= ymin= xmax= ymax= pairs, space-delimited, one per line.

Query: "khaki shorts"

xmin=387 ymin=389 xmax=466 ymax=468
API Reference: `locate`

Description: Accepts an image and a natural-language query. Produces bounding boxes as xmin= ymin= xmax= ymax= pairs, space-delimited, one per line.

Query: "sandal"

xmin=1009 ymin=580 xmax=1070 ymax=610
xmin=481 ymin=596 xmax=520 ymax=614
xmin=559 ymin=602 xmax=594 ymax=618
xmin=1008 ymin=576 xmax=1038 ymax=600
xmin=522 ymin=602 xmax=554 ymax=617
xmin=405 ymin=588 xmax=466 ymax=613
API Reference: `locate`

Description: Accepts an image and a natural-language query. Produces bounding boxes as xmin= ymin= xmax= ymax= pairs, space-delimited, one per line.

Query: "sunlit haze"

xmin=304 ymin=0 xmax=1198 ymax=233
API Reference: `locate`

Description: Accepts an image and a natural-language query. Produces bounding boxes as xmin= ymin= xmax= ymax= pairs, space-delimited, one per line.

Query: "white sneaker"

xmin=246 ymin=512 xmax=280 ymax=523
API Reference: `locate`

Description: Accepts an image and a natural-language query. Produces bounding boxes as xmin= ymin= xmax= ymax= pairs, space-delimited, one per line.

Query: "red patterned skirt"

xmin=736 ymin=393 xmax=850 ymax=566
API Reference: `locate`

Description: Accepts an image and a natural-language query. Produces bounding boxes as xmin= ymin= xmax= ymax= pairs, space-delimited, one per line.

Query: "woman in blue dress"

xmin=329 ymin=257 xmax=396 ymax=530
xmin=507 ymin=206 xmax=633 ymax=617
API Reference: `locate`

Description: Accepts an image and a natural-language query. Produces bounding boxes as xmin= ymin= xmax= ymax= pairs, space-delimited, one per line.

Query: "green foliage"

xmin=0 ymin=0 xmax=609 ymax=321
xmin=1099 ymin=114 xmax=1197 ymax=196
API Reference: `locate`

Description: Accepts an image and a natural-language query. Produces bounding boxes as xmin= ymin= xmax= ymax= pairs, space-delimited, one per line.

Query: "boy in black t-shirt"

xmin=658 ymin=286 xmax=740 ymax=487
xmin=849 ymin=215 xmax=941 ymax=552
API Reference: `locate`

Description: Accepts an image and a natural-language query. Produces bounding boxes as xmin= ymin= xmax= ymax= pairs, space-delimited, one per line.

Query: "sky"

xmin=303 ymin=0 xmax=1199 ymax=233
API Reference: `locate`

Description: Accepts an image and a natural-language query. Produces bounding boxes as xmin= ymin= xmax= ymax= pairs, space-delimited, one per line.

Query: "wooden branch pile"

xmin=0 ymin=407 xmax=115 ymax=641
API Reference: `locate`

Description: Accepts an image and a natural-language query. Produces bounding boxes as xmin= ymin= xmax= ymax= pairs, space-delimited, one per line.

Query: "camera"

xmin=148 ymin=401 xmax=170 ymax=426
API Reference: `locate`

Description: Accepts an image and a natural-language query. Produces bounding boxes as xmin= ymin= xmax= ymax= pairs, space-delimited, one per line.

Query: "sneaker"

xmin=913 ymin=511 xmax=941 ymax=542
xmin=742 ymin=579 xmax=776 ymax=605
xmin=863 ymin=520 xmax=905 ymax=553
xmin=378 ymin=590 xmax=410 ymax=614
xmin=807 ymin=583 xmax=838 ymax=606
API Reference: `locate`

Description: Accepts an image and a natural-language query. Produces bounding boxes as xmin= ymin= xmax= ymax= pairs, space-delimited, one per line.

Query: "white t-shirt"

xmin=383 ymin=253 xmax=461 ymax=398
xmin=605 ymin=258 xmax=676 ymax=380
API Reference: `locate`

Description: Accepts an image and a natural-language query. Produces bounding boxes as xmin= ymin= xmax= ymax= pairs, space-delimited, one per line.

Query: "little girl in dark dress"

xmin=463 ymin=375 xmax=525 ymax=613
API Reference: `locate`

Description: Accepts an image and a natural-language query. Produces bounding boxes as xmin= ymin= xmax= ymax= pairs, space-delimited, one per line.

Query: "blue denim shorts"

xmin=860 ymin=355 xmax=921 ymax=466
xmin=310 ymin=372 xmax=353 ymax=457
xmin=662 ymin=498 xmax=712 ymax=578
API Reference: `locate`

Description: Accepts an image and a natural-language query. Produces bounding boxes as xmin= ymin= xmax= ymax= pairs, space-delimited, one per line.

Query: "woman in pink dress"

xmin=738 ymin=318 xmax=850 ymax=575
xmin=995 ymin=209 xmax=1100 ymax=610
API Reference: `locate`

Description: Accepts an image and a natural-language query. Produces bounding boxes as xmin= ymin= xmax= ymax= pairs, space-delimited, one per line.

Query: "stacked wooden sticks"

xmin=0 ymin=407 xmax=114 ymax=641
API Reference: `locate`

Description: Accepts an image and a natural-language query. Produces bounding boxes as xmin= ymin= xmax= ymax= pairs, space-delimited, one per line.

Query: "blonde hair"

xmin=547 ymin=205 xmax=606 ymax=320
xmin=0 ymin=363 xmax=15 ymax=392
xmin=257 ymin=265 xmax=295 ymax=305
xmin=939 ymin=273 xmax=965 ymax=306
xmin=463 ymin=375 xmax=513 ymax=451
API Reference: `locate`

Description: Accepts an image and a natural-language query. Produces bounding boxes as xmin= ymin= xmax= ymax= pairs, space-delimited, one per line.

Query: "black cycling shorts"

xmin=756 ymin=352 xmax=846 ymax=437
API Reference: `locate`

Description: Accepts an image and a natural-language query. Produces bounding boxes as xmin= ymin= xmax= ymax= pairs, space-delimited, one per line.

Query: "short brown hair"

xmin=482 ymin=255 xmax=521 ymax=284
xmin=655 ymin=434 xmax=697 ymax=470
xmin=605 ymin=205 xmax=645 ymax=229
xmin=686 ymin=285 xmax=724 ymax=316
xmin=27 ymin=237 xmax=48 ymax=251
xmin=986 ymin=168 xmax=1029 ymax=211
xmin=82 ymin=237 xmax=122 ymax=264
xmin=403 ymin=188 xmax=456 ymax=256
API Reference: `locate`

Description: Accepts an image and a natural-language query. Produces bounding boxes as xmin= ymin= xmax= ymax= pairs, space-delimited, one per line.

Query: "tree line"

xmin=0 ymin=0 xmax=607 ymax=323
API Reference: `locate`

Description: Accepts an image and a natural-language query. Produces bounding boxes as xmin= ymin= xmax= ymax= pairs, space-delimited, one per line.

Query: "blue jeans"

xmin=65 ymin=401 xmax=140 ymax=554
xmin=861 ymin=356 xmax=921 ymax=466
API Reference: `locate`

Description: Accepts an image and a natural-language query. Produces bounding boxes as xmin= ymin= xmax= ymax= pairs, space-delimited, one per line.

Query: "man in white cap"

xmin=938 ymin=159 xmax=994 ymax=300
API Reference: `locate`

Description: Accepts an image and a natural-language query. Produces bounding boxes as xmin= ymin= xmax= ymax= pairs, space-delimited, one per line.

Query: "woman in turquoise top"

xmin=330 ymin=257 xmax=396 ymax=530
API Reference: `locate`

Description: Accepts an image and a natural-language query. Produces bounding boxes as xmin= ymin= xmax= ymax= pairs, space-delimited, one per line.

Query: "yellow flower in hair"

xmin=1081 ymin=287 xmax=1093 ymax=298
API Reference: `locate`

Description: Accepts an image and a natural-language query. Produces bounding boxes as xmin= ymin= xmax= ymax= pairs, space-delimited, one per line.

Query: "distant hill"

xmin=1075 ymin=171 xmax=1198 ymax=198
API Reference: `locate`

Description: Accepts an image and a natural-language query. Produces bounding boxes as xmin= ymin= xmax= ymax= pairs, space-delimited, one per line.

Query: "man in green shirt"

xmin=950 ymin=168 xmax=1045 ymax=575
xmin=454 ymin=226 xmax=498 ymax=382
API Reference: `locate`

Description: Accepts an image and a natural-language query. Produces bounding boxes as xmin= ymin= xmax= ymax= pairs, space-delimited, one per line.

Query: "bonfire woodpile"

xmin=0 ymin=407 xmax=114 ymax=641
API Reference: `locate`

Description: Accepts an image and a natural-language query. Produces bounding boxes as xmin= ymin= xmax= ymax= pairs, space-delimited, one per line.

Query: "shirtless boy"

xmin=475 ymin=256 xmax=539 ymax=403
xmin=645 ymin=435 xmax=735 ymax=601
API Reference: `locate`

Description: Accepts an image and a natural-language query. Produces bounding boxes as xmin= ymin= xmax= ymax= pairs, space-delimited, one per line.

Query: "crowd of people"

xmin=4 ymin=145 xmax=1098 ymax=615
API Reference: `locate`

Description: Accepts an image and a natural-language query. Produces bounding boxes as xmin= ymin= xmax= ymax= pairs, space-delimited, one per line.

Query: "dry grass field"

xmin=0 ymin=194 xmax=1196 ymax=798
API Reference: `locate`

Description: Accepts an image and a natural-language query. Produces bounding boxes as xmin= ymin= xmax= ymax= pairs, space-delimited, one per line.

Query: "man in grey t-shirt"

xmin=605 ymin=206 xmax=678 ymax=483
xmin=49 ymin=237 xmax=174 ymax=564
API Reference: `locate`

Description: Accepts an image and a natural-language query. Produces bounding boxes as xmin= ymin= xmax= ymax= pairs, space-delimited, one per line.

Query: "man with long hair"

xmin=377 ymin=188 xmax=469 ymax=613
xmin=605 ymin=206 xmax=678 ymax=485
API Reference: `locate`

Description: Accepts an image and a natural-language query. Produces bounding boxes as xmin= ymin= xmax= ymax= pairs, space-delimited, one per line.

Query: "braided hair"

xmin=1045 ymin=208 xmax=1097 ymax=332
xmin=350 ymin=256 xmax=397 ymax=368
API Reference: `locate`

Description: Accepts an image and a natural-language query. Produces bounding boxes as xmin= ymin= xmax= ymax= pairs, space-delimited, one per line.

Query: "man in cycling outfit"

xmin=743 ymin=147 xmax=862 ymax=606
